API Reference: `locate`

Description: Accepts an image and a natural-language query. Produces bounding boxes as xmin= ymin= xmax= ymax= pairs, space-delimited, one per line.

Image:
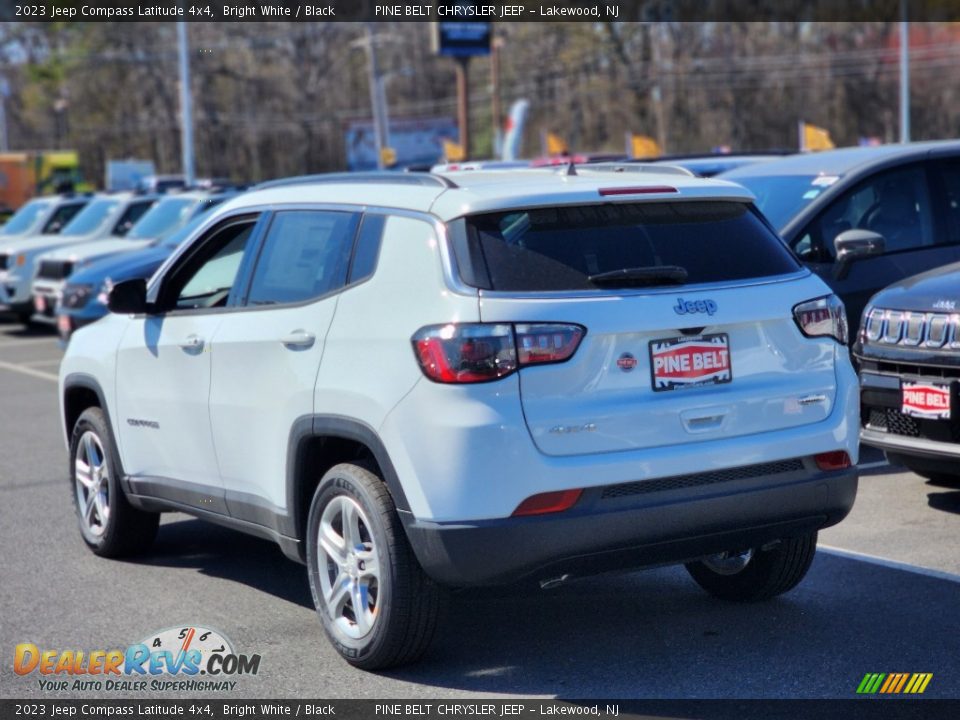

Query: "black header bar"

xmin=4 ymin=0 xmax=960 ymax=23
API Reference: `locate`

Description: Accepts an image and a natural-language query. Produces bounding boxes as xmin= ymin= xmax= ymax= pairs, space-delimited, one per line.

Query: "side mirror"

xmin=107 ymin=278 xmax=149 ymax=315
xmin=833 ymin=229 xmax=885 ymax=280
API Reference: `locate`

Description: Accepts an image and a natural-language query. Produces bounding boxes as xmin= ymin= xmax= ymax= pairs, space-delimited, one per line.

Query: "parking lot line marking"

xmin=820 ymin=544 xmax=960 ymax=584
xmin=20 ymin=358 xmax=61 ymax=367
xmin=0 ymin=337 xmax=60 ymax=349
xmin=0 ymin=359 xmax=58 ymax=383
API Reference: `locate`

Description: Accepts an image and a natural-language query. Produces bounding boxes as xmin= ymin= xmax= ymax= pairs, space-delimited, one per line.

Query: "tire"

xmin=15 ymin=309 xmax=34 ymax=327
xmin=685 ymin=531 xmax=818 ymax=602
xmin=69 ymin=407 xmax=159 ymax=557
xmin=306 ymin=462 xmax=443 ymax=670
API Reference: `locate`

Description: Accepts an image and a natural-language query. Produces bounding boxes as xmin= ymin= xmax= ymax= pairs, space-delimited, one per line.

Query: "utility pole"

xmin=650 ymin=24 xmax=667 ymax=153
xmin=455 ymin=57 xmax=471 ymax=160
xmin=177 ymin=21 xmax=196 ymax=184
xmin=490 ymin=36 xmax=503 ymax=158
xmin=899 ymin=0 xmax=910 ymax=143
xmin=364 ymin=24 xmax=390 ymax=169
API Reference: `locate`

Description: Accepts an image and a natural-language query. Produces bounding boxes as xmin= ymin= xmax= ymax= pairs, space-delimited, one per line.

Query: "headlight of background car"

xmin=96 ymin=278 xmax=113 ymax=306
xmin=61 ymin=283 xmax=94 ymax=309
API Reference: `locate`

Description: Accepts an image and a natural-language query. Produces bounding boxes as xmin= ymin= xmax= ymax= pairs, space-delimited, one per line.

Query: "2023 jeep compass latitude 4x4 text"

xmin=59 ymin=167 xmax=859 ymax=669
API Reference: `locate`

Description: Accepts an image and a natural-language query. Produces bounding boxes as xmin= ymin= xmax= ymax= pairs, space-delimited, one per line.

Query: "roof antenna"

xmin=562 ymin=161 xmax=577 ymax=177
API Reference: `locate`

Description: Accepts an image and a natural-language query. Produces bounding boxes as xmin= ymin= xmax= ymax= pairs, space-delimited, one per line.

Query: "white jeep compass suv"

xmin=59 ymin=167 xmax=859 ymax=669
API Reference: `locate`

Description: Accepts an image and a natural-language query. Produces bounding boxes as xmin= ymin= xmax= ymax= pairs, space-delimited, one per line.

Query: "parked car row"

xmin=0 ymin=187 xmax=241 ymax=336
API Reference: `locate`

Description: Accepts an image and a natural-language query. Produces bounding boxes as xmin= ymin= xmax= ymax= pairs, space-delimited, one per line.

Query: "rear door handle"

xmin=179 ymin=334 xmax=205 ymax=352
xmin=280 ymin=330 xmax=316 ymax=349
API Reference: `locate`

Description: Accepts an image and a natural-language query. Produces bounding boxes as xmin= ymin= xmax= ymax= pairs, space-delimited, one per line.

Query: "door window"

xmin=246 ymin=210 xmax=360 ymax=306
xmin=112 ymin=200 xmax=156 ymax=237
xmin=934 ymin=161 xmax=960 ymax=245
xmin=42 ymin=202 xmax=85 ymax=234
xmin=797 ymin=165 xmax=934 ymax=261
xmin=158 ymin=220 xmax=257 ymax=311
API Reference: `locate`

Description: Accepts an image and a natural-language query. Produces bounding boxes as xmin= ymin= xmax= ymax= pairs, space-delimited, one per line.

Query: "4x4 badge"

xmin=674 ymin=298 xmax=718 ymax=315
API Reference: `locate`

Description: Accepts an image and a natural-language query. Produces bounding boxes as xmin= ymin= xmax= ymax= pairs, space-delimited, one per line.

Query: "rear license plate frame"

xmin=649 ymin=333 xmax=732 ymax=392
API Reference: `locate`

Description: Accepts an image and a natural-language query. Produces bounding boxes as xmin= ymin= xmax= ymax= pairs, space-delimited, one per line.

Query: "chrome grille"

xmin=600 ymin=459 xmax=806 ymax=500
xmin=863 ymin=308 xmax=960 ymax=349
xmin=37 ymin=260 xmax=73 ymax=281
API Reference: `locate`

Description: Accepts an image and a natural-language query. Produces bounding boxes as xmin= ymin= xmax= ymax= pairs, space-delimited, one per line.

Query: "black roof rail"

xmin=253 ymin=172 xmax=458 ymax=191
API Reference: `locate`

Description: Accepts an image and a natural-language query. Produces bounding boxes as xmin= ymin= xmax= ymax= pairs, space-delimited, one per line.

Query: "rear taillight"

xmin=793 ymin=295 xmax=848 ymax=345
xmin=412 ymin=322 xmax=585 ymax=384
xmin=814 ymin=451 xmax=851 ymax=471
xmin=514 ymin=323 xmax=584 ymax=366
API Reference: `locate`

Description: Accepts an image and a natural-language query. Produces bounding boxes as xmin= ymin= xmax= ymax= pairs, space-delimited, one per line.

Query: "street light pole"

xmin=177 ymin=21 xmax=196 ymax=184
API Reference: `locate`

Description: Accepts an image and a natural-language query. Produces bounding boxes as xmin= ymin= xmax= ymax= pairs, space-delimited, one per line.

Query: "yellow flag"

xmin=630 ymin=134 xmax=662 ymax=158
xmin=443 ymin=139 xmax=465 ymax=162
xmin=545 ymin=131 xmax=568 ymax=156
xmin=800 ymin=122 xmax=835 ymax=152
xmin=379 ymin=147 xmax=397 ymax=167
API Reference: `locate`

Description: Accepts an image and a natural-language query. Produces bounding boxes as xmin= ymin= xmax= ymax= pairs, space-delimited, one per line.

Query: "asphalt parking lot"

xmin=1 ymin=316 xmax=958 ymax=701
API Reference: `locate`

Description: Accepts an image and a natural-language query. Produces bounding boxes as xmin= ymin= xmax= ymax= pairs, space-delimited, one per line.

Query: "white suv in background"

xmin=1 ymin=193 xmax=155 ymax=324
xmin=59 ymin=168 xmax=859 ymax=670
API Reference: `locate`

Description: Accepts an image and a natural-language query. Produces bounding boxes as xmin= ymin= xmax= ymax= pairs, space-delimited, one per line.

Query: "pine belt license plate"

xmin=901 ymin=380 xmax=951 ymax=420
xmin=649 ymin=333 xmax=732 ymax=392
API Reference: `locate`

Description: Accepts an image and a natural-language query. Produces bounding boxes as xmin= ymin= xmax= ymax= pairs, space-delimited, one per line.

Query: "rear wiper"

xmin=588 ymin=265 xmax=689 ymax=287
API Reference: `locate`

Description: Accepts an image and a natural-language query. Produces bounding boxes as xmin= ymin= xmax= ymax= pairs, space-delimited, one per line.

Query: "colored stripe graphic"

xmin=857 ymin=673 xmax=885 ymax=694
xmin=857 ymin=672 xmax=932 ymax=694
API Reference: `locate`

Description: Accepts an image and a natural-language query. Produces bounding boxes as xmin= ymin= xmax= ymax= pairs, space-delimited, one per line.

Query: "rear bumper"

xmin=403 ymin=464 xmax=857 ymax=586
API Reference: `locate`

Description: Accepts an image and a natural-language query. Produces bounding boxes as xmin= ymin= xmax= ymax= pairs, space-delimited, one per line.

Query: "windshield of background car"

xmin=159 ymin=197 xmax=229 ymax=248
xmin=454 ymin=201 xmax=801 ymax=292
xmin=59 ymin=198 xmax=121 ymax=236
xmin=0 ymin=199 xmax=51 ymax=235
xmin=731 ymin=174 xmax=840 ymax=231
xmin=126 ymin=197 xmax=198 ymax=240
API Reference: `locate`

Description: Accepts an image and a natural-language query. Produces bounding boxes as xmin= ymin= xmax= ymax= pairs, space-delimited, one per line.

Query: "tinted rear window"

xmin=456 ymin=201 xmax=800 ymax=292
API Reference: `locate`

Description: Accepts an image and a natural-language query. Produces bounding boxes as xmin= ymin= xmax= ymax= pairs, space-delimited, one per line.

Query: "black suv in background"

xmin=722 ymin=140 xmax=960 ymax=333
xmin=855 ymin=262 xmax=960 ymax=481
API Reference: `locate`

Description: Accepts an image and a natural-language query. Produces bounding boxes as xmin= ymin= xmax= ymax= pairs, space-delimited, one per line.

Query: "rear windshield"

xmin=454 ymin=201 xmax=800 ymax=292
